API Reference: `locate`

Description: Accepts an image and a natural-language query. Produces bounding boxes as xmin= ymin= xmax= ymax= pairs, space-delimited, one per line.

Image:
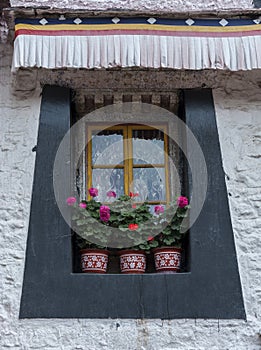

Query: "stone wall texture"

xmin=1 ymin=36 xmax=261 ymax=350
xmin=9 ymin=0 xmax=255 ymax=11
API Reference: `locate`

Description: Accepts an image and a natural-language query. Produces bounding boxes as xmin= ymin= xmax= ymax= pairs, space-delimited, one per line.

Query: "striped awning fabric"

xmin=12 ymin=17 xmax=261 ymax=71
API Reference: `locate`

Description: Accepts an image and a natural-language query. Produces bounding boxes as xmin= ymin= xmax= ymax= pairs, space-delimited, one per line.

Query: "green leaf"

xmin=171 ymin=223 xmax=180 ymax=230
xmin=162 ymin=227 xmax=172 ymax=235
xmin=139 ymin=244 xmax=148 ymax=250
xmin=163 ymin=237 xmax=176 ymax=245
xmin=76 ymin=219 xmax=88 ymax=226
xmin=72 ymin=214 xmax=80 ymax=220
xmin=118 ymin=227 xmax=129 ymax=232
xmin=149 ymin=240 xmax=159 ymax=248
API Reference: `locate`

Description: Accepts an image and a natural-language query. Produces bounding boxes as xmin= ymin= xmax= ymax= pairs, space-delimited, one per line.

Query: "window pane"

xmin=132 ymin=129 xmax=165 ymax=165
xmin=92 ymin=130 xmax=123 ymax=165
xmin=92 ymin=168 xmax=124 ymax=202
xmin=133 ymin=167 xmax=166 ymax=202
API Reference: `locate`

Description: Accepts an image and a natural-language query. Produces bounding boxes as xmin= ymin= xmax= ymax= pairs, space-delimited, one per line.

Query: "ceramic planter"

xmin=80 ymin=249 xmax=109 ymax=273
xmin=153 ymin=247 xmax=182 ymax=273
xmin=119 ymin=250 xmax=146 ymax=274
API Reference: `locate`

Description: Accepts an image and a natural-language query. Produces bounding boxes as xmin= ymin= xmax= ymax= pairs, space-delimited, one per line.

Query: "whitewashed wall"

xmin=1 ymin=38 xmax=261 ymax=350
xmin=9 ymin=0 xmax=255 ymax=11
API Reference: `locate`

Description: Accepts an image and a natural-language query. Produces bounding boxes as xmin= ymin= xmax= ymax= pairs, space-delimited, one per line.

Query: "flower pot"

xmin=119 ymin=250 xmax=146 ymax=274
xmin=80 ymin=249 xmax=109 ymax=273
xmin=153 ymin=247 xmax=182 ymax=273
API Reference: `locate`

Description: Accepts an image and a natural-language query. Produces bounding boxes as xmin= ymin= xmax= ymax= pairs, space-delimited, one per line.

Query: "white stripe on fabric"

xmin=12 ymin=34 xmax=261 ymax=71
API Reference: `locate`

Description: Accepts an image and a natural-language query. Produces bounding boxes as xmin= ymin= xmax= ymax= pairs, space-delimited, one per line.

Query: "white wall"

xmin=9 ymin=0 xmax=254 ymax=11
xmin=214 ymin=86 xmax=261 ymax=327
xmin=0 ymin=40 xmax=261 ymax=349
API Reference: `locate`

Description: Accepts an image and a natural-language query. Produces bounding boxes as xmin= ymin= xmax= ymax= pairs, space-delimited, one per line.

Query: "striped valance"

xmin=12 ymin=17 xmax=261 ymax=71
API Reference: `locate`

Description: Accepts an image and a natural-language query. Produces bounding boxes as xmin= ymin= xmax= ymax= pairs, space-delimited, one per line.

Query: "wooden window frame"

xmin=86 ymin=124 xmax=170 ymax=204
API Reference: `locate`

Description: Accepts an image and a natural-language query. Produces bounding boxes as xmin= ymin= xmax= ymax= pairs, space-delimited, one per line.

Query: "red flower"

xmin=132 ymin=204 xmax=137 ymax=209
xmin=129 ymin=192 xmax=139 ymax=198
xmin=128 ymin=223 xmax=139 ymax=231
xmin=177 ymin=196 xmax=189 ymax=208
xmin=147 ymin=236 xmax=154 ymax=241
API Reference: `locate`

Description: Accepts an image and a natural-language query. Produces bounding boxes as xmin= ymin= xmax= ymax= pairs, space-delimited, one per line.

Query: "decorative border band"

xmin=15 ymin=17 xmax=261 ymax=38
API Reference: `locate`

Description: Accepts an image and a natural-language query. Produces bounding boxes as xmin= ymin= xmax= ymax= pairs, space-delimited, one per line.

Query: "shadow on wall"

xmin=0 ymin=1 xmax=10 ymax=12
xmin=253 ymin=0 xmax=261 ymax=7
xmin=0 ymin=1 xmax=10 ymax=42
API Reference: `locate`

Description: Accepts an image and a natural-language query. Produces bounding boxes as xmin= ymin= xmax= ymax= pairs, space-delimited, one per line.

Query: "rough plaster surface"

xmin=1 ymin=39 xmax=261 ymax=349
xmin=9 ymin=0 xmax=254 ymax=11
xmin=0 ymin=17 xmax=8 ymax=42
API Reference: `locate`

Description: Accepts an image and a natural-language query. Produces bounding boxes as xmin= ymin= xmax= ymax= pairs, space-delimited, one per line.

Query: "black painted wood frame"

xmin=19 ymin=86 xmax=245 ymax=319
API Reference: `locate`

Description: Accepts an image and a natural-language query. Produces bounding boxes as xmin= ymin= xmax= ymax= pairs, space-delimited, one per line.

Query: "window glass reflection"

xmin=92 ymin=130 xmax=123 ymax=165
xmin=132 ymin=129 xmax=164 ymax=165
xmin=133 ymin=168 xmax=166 ymax=202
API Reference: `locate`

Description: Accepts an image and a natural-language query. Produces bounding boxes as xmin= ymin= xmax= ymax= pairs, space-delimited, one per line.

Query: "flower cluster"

xmin=177 ymin=196 xmax=188 ymax=208
xmin=67 ymin=187 xmax=189 ymax=252
xmin=66 ymin=196 xmax=76 ymax=206
xmin=154 ymin=205 xmax=164 ymax=214
xmin=107 ymin=191 xmax=116 ymax=198
xmin=99 ymin=205 xmax=110 ymax=222
xmin=151 ymin=196 xmax=190 ymax=248
xmin=89 ymin=188 xmax=98 ymax=197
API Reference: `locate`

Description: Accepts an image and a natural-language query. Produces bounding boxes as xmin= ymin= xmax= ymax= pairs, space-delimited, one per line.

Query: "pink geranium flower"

xmin=89 ymin=188 xmax=98 ymax=197
xmin=79 ymin=202 xmax=87 ymax=209
xmin=100 ymin=205 xmax=110 ymax=222
xmin=107 ymin=190 xmax=116 ymax=198
xmin=147 ymin=236 xmax=154 ymax=241
xmin=66 ymin=197 xmax=76 ymax=206
xmin=154 ymin=205 xmax=164 ymax=214
xmin=177 ymin=196 xmax=189 ymax=208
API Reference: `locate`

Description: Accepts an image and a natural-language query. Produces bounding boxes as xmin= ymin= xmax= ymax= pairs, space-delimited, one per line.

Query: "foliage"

xmin=67 ymin=190 xmax=189 ymax=253
xmin=153 ymin=200 xmax=190 ymax=248
xmin=69 ymin=192 xmax=156 ymax=252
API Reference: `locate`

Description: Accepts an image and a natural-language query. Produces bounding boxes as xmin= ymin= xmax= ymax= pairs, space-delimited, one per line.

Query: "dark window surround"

xmin=19 ymin=86 xmax=245 ymax=319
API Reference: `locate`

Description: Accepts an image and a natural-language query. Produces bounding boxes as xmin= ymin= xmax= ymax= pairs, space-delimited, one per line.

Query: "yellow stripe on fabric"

xmin=15 ymin=23 xmax=261 ymax=33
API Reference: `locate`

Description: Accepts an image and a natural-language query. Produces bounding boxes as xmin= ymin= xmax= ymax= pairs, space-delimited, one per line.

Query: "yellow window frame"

xmin=86 ymin=124 xmax=170 ymax=204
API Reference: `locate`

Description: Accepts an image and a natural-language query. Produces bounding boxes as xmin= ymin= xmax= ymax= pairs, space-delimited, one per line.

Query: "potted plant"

xmin=67 ymin=188 xmax=111 ymax=273
xmin=67 ymin=189 xmax=158 ymax=274
xmin=67 ymin=189 xmax=189 ymax=274
xmin=107 ymin=192 xmax=157 ymax=274
xmin=152 ymin=196 xmax=190 ymax=273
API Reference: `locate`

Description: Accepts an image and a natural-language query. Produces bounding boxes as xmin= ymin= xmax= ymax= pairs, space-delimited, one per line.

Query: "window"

xmin=19 ymin=86 xmax=245 ymax=319
xmin=86 ymin=125 xmax=170 ymax=204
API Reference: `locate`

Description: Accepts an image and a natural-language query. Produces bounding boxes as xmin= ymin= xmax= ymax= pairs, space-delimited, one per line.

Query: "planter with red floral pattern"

xmin=153 ymin=247 xmax=182 ymax=273
xmin=119 ymin=250 xmax=146 ymax=274
xmin=80 ymin=249 xmax=109 ymax=273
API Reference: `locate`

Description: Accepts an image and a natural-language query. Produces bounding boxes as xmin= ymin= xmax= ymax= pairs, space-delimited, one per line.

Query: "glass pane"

xmin=92 ymin=168 xmax=124 ymax=202
xmin=92 ymin=130 xmax=123 ymax=165
xmin=132 ymin=129 xmax=165 ymax=165
xmin=133 ymin=168 xmax=166 ymax=202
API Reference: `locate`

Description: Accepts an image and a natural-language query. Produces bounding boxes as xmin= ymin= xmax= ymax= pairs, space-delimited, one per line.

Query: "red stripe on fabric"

xmin=15 ymin=28 xmax=261 ymax=38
